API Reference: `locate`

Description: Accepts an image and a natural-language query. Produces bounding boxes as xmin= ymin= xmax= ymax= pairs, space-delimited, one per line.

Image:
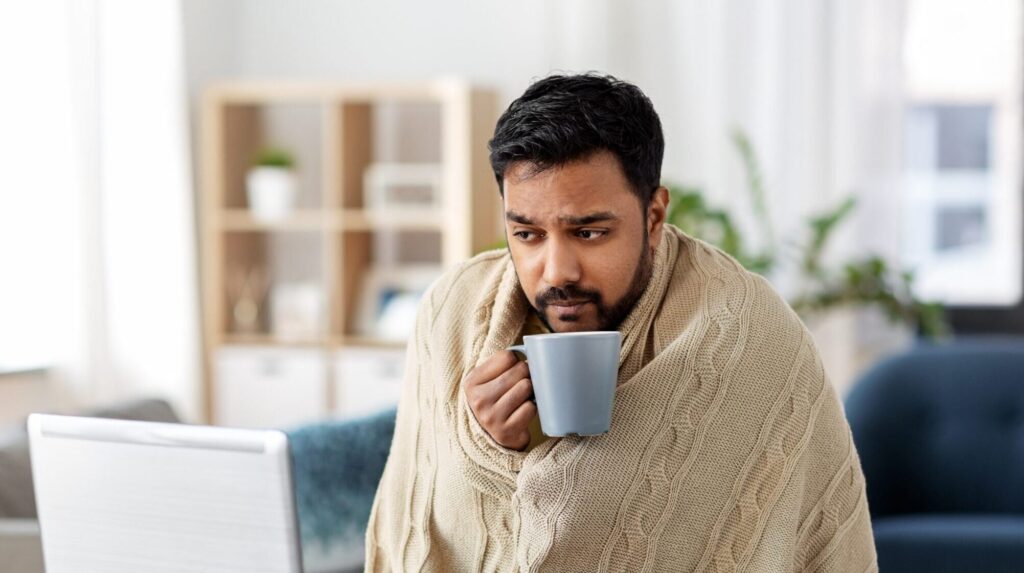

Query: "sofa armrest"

xmin=0 ymin=518 xmax=44 ymax=573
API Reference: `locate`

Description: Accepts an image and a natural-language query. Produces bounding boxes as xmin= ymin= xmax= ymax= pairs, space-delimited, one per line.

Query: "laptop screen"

xmin=28 ymin=414 xmax=303 ymax=573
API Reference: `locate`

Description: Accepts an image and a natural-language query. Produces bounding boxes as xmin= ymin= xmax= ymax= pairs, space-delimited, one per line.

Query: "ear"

xmin=646 ymin=186 xmax=670 ymax=247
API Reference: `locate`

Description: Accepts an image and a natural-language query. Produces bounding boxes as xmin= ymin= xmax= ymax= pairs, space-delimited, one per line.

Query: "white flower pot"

xmin=246 ymin=166 xmax=297 ymax=221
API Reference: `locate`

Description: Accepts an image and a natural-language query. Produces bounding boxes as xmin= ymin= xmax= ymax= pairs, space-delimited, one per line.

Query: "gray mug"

xmin=507 ymin=331 xmax=621 ymax=437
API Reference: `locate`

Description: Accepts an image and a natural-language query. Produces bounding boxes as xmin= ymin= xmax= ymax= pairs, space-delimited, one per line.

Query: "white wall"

xmin=181 ymin=0 xmax=549 ymax=113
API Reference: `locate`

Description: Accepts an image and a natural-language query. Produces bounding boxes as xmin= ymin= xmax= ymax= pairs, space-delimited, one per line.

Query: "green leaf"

xmin=803 ymin=197 xmax=857 ymax=276
xmin=254 ymin=147 xmax=296 ymax=168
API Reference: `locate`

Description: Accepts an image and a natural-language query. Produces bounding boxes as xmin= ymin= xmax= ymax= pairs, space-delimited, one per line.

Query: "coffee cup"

xmin=507 ymin=331 xmax=621 ymax=437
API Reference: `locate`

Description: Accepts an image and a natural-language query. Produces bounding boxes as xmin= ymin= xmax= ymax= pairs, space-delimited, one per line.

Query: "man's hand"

xmin=463 ymin=351 xmax=537 ymax=451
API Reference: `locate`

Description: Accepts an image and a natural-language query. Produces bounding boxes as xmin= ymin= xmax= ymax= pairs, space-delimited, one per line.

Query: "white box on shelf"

xmin=270 ymin=281 xmax=323 ymax=341
xmin=362 ymin=162 xmax=442 ymax=211
xmin=214 ymin=346 xmax=327 ymax=429
xmin=333 ymin=346 xmax=406 ymax=419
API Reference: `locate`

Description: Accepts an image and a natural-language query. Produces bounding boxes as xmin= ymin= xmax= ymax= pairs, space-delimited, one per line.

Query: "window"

xmin=901 ymin=0 xmax=1022 ymax=306
xmin=0 ymin=2 xmax=80 ymax=373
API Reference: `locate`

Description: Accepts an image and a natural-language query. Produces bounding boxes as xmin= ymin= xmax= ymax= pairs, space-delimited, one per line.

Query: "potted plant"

xmin=664 ymin=130 xmax=947 ymax=338
xmin=247 ymin=147 xmax=297 ymax=221
xmin=664 ymin=130 xmax=948 ymax=391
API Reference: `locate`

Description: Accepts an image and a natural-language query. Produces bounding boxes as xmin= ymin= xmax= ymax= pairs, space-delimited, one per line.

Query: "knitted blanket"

xmin=366 ymin=225 xmax=877 ymax=572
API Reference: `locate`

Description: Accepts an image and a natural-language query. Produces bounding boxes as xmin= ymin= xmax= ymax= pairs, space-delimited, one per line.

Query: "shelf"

xmin=200 ymin=80 xmax=502 ymax=425
xmin=221 ymin=209 xmax=327 ymax=231
xmin=220 ymin=333 xmax=409 ymax=350
xmin=218 ymin=208 xmax=444 ymax=232
xmin=336 ymin=336 xmax=408 ymax=349
xmin=207 ymin=80 xmax=467 ymax=105
xmin=222 ymin=333 xmax=326 ymax=347
xmin=339 ymin=209 xmax=443 ymax=231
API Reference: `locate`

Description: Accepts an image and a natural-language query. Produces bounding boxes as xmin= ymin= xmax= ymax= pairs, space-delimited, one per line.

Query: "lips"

xmin=548 ymin=300 xmax=591 ymax=316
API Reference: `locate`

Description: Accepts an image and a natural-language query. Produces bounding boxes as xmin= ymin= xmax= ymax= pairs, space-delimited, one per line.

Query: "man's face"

xmin=503 ymin=150 xmax=667 ymax=333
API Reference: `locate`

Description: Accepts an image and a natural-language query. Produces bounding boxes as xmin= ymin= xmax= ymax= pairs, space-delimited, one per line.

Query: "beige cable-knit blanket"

xmin=366 ymin=225 xmax=877 ymax=572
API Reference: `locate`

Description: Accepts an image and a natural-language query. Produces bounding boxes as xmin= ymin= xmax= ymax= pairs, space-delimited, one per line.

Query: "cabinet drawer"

xmin=333 ymin=347 xmax=406 ymax=419
xmin=214 ymin=346 xmax=327 ymax=428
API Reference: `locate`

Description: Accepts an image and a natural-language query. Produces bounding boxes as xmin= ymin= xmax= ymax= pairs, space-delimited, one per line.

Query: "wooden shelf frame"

xmin=199 ymin=80 xmax=503 ymax=424
xmin=217 ymin=208 xmax=445 ymax=232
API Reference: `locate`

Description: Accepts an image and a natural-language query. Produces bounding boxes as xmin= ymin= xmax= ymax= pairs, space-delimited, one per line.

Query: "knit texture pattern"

xmin=365 ymin=225 xmax=877 ymax=572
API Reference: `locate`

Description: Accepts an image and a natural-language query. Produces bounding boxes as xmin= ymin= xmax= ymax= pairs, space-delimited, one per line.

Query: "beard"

xmin=533 ymin=230 xmax=653 ymax=332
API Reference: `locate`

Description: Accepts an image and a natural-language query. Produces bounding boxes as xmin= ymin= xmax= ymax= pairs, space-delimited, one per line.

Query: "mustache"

xmin=535 ymin=285 xmax=602 ymax=308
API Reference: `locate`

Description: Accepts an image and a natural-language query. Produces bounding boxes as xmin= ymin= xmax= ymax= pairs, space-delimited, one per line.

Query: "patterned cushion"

xmin=287 ymin=408 xmax=396 ymax=573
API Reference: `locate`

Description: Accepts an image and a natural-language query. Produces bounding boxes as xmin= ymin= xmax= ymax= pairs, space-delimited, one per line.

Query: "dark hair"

xmin=488 ymin=73 xmax=664 ymax=206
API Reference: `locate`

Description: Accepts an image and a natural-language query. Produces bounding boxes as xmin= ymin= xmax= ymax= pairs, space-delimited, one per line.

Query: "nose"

xmin=541 ymin=237 xmax=582 ymax=287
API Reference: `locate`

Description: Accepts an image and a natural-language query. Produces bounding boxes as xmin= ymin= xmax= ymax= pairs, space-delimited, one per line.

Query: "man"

xmin=366 ymin=73 xmax=877 ymax=572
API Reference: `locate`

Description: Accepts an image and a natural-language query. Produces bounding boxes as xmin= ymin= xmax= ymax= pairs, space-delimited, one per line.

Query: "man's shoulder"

xmin=423 ymin=248 xmax=511 ymax=319
xmin=671 ymin=234 xmax=820 ymax=394
xmin=678 ymin=232 xmax=793 ymax=319
xmin=669 ymin=231 xmax=808 ymax=353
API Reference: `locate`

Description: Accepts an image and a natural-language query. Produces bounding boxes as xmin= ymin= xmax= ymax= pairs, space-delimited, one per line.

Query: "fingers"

xmin=462 ymin=351 xmax=537 ymax=451
xmin=506 ymin=399 xmax=537 ymax=431
xmin=472 ymin=360 xmax=530 ymax=407
xmin=490 ymin=360 xmax=530 ymax=397
xmin=465 ymin=358 xmax=528 ymax=418
xmin=465 ymin=350 xmax=522 ymax=388
xmin=496 ymin=400 xmax=537 ymax=451
xmin=493 ymin=377 xmax=533 ymax=420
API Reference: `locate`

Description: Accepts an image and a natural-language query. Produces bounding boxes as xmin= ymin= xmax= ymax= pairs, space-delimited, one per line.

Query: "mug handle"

xmin=506 ymin=345 xmax=534 ymax=402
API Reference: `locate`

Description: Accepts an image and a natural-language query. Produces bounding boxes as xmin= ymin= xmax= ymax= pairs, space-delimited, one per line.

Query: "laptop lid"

xmin=27 ymin=414 xmax=303 ymax=573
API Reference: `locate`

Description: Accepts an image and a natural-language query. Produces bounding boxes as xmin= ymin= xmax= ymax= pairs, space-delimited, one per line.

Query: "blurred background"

xmin=2 ymin=0 xmax=1021 ymax=426
xmin=2 ymin=1 xmax=1024 ymax=571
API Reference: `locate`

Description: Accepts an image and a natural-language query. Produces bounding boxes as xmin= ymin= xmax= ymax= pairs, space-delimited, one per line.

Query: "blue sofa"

xmin=287 ymin=407 xmax=397 ymax=573
xmin=844 ymin=338 xmax=1024 ymax=573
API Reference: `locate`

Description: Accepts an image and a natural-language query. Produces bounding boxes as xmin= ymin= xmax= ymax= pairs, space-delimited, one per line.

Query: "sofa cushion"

xmin=0 ymin=398 xmax=180 ymax=519
xmin=0 ymin=434 xmax=34 ymax=518
xmin=287 ymin=408 xmax=396 ymax=573
xmin=0 ymin=519 xmax=44 ymax=573
xmin=845 ymin=339 xmax=1024 ymax=517
xmin=874 ymin=514 xmax=1024 ymax=573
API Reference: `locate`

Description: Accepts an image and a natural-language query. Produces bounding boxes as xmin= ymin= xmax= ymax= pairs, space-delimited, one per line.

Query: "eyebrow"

xmin=505 ymin=210 xmax=619 ymax=226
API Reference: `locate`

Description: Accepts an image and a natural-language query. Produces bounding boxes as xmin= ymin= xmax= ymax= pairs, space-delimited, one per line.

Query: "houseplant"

xmin=247 ymin=147 xmax=298 ymax=221
xmin=664 ymin=130 xmax=948 ymax=340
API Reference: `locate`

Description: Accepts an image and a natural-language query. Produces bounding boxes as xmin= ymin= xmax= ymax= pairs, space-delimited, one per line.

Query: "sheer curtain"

xmin=0 ymin=0 xmax=201 ymax=421
xmin=544 ymin=0 xmax=908 ymax=392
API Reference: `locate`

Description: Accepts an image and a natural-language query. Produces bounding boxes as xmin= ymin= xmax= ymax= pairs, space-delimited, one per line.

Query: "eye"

xmin=513 ymin=230 xmax=542 ymax=242
xmin=576 ymin=229 xmax=608 ymax=240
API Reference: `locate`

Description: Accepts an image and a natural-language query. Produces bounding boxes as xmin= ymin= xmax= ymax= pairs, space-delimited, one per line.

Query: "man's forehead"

xmin=505 ymin=209 xmax=620 ymax=226
xmin=501 ymin=151 xmax=641 ymax=226
xmin=503 ymin=177 xmax=626 ymax=222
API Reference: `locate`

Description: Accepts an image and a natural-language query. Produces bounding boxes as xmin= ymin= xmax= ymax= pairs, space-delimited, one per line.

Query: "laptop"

xmin=27 ymin=414 xmax=303 ymax=573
